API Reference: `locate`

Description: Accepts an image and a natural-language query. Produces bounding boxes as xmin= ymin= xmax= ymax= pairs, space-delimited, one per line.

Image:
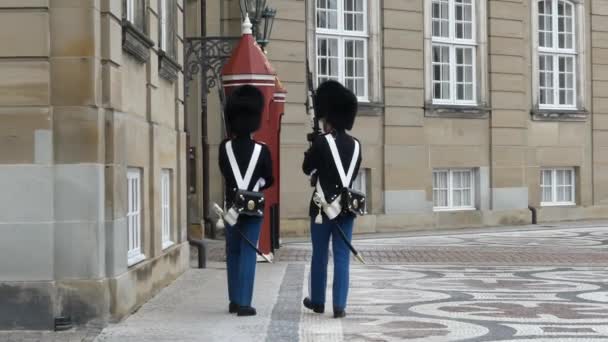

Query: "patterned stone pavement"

xmin=276 ymin=225 xmax=608 ymax=265
xmin=336 ymin=265 xmax=608 ymax=341
xmin=3 ymin=223 xmax=608 ymax=341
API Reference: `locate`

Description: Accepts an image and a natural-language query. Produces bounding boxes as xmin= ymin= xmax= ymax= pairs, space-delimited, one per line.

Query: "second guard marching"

xmin=301 ymin=80 xmax=363 ymax=318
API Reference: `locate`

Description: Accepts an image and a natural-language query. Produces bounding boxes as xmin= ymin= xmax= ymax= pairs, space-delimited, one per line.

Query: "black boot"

xmin=303 ymin=297 xmax=325 ymax=313
xmin=333 ymin=307 xmax=346 ymax=318
xmin=229 ymin=302 xmax=239 ymax=314
xmin=237 ymin=306 xmax=257 ymax=316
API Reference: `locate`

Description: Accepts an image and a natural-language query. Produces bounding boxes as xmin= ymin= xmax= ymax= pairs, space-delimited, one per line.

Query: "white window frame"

xmin=161 ymin=169 xmax=173 ymax=250
xmin=532 ymin=0 xmax=585 ymax=111
xmin=127 ymin=168 xmax=145 ymax=266
xmin=424 ymin=0 xmax=487 ymax=108
xmin=158 ymin=0 xmax=176 ymax=58
xmin=159 ymin=0 xmax=169 ymax=52
xmin=124 ymin=0 xmax=145 ymax=31
xmin=125 ymin=0 xmax=135 ymax=23
xmin=432 ymin=169 xmax=476 ymax=211
xmin=314 ymin=0 xmax=370 ymax=101
xmin=430 ymin=0 xmax=478 ymax=106
xmin=540 ymin=167 xmax=576 ymax=206
xmin=537 ymin=0 xmax=577 ymax=109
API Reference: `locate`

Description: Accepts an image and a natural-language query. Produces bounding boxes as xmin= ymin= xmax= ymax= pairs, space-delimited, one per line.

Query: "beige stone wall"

xmin=383 ymin=0 xmax=428 ymax=215
xmin=270 ymin=0 xmax=313 ymax=220
xmin=592 ymin=0 xmax=608 ymax=205
xmin=486 ymin=0 xmax=529 ymax=213
xmin=0 ymin=0 xmax=188 ymax=328
xmin=104 ymin=0 xmax=188 ymax=318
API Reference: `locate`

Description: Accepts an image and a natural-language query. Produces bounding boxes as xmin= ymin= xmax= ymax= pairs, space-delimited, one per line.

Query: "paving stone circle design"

xmin=334 ymin=265 xmax=608 ymax=341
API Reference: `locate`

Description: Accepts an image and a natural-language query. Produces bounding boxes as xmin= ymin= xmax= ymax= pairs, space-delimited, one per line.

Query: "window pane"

xmin=432 ymin=45 xmax=450 ymax=100
xmin=345 ymin=40 xmax=353 ymax=57
xmin=541 ymin=170 xmax=553 ymax=202
xmin=345 ymin=79 xmax=354 ymax=91
xmin=538 ymin=0 xmax=553 ymax=48
xmin=433 ymin=171 xmax=449 ymax=207
xmin=135 ymin=0 xmax=145 ymax=31
xmin=542 ymin=186 xmax=552 ymax=202
xmin=317 ymin=11 xmax=326 ymax=28
xmin=462 ymin=171 xmax=471 ymax=187
xmin=317 ymin=0 xmax=338 ymax=29
xmin=558 ymin=1 xmax=574 ymax=50
xmin=558 ymin=56 xmax=575 ymax=105
xmin=557 ymin=169 xmax=565 ymax=185
xmin=539 ymin=54 xmax=555 ymax=105
xmin=344 ymin=0 xmax=365 ymax=32
xmin=356 ymin=78 xmax=365 ymax=95
xmin=343 ymin=39 xmax=366 ymax=97
xmin=452 ymin=171 xmax=462 ymax=188
xmin=432 ymin=0 xmax=449 ymax=38
xmin=542 ymin=170 xmax=552 ymax=186
xmin=564 ymin=170 xmax=573 ymax=185
xmin=455 ymin=0 xmax=473 ymax=40
xmin=317 ymin=37 xmax=339 ymax=85
xmin=455 ymin=47 xmax=474 ymax=101
xmin=557 ymin=185 xmax=566 ymax=202
xmin=453 ymin=190 xmax=462 ymax=206
xmin=564 ymin=185 xmax=573 ymax=202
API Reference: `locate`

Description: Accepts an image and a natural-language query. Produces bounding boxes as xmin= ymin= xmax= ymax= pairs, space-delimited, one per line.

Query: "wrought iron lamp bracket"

xmin=184 ymin=36 xmax=240 ymax=101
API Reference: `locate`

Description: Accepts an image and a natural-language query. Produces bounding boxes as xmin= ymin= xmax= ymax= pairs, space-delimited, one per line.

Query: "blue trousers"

xmin=308 ymin=215 xmax=354 ymax=310
xmin=225 ymin=216 xmax=262 ymax=307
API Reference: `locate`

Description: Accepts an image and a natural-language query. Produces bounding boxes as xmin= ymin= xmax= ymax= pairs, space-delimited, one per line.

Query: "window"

xmin=122 ymin=0 xmax=153 ymax=63
xmin=541 ymin=168 xmax=575 ymax=206
xmin=127 ymin=168 xmax=145 ymax=266
xmin=536 ymin=0 xmax=577 ymax=109
xmin=433 ymin=169 xmax=475 ymax=210
xmin=159 ymin=0 xmax=177 ymax=58
xmin=123 ymin=0 xmax=146 ymax=31
xmin=431 ymin=0 xmax=476 ymax=105
xmin=315 ymin=0 xmax=368 ymax=100
xmin=352 ymin=169 xmax=367 ymax=195
xmin=161 ymin=169 xmax=173 ymax=250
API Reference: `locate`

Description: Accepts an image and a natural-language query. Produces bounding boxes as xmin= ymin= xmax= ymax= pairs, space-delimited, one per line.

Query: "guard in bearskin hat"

xmin=302 ymin=80 xmax=362 ymax=318
xmin=219 ymin=85 xmax=273 ymax=317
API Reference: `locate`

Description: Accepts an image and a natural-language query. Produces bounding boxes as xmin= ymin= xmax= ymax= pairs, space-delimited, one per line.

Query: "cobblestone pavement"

xmin=327 ymin=265 xmax=608 ymax=341
xmin=275 ymin=224 xmax=608 ymax=265
xmin=4 ymin=223 xmax=608 ymax=341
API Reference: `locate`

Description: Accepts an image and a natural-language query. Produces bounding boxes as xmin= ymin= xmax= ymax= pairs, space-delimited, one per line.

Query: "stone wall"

xmin=592 ymin=0 xmax=608 ymax=206
xmin=0 ymin=0 xmax=188 ymax=329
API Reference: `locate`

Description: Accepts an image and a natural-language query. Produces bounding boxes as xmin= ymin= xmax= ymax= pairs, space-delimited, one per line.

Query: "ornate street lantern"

xmin=239 ymin=0 xmax=275 ymax=50
xmin=257 ymin=7 xmax=276 ymax=51
xmin=239 ymin=0 xmax=266 ymax=34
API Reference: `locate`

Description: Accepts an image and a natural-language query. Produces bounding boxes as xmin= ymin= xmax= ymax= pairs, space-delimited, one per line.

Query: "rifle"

xmin=305 ymin=59 xmax=322 ymax=187
xmin=305 ymin=58 xmax=321 ymax=144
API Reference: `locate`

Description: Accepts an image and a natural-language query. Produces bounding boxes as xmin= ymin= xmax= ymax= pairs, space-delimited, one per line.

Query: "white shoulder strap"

xmin=226 ymin=141 xmax=262 ymax=190
xmin=324 ymin=135 xmax=360 ymax=187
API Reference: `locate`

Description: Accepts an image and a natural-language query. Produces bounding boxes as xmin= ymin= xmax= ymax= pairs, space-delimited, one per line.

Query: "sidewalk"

xmin=94 ymin=262 xmax=291 ymax=342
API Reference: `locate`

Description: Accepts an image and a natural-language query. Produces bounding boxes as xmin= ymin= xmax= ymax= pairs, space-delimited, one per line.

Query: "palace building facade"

xmin=190 ymin=0 xmax=608 ymax=238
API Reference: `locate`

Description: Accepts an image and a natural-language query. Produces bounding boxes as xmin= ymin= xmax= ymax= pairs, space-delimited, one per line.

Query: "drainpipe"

xmin=528 ymin=205 xmax=537 ymax=225
xmin=200 ymin=0 xmax=215 ymax=239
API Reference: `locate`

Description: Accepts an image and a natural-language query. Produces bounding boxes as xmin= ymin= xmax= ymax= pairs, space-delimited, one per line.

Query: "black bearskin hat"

xmin=314 ymin=80 xmax=358 ymax=131
xmin=225 ymin=85 xmax=265 ymax=136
